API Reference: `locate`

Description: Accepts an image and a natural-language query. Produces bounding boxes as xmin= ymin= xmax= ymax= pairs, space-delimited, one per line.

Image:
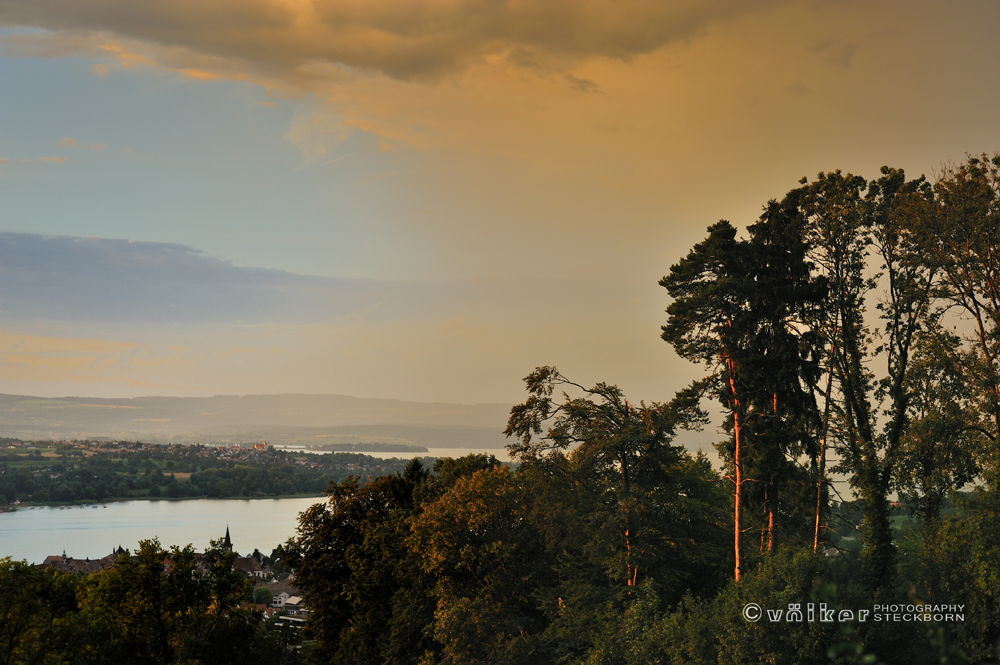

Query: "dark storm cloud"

xmin=0 ymin=232 xmax=468 ymax=324
xmin=0 ymin=0 xmax=779 ymax=80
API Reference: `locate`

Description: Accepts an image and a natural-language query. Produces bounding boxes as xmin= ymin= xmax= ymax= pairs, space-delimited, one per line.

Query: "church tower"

xmin=223 ymin=526 xmax=232 ymax=552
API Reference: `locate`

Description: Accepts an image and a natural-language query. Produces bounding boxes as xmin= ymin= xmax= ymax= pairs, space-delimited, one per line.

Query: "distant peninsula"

xmin=0 ymin=439 xmax=436 ymax=506
xmin=278 ymin=442 xmax=429 ymax=453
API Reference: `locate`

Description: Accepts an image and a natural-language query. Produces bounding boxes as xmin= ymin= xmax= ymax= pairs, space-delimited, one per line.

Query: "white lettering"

xmin=749 ymin=601 xmax=950 ymax=626
xmin=820 ymin=603 xmax=835 ymax=622
xmin=786 ymin=604 xmax=803 ymax=623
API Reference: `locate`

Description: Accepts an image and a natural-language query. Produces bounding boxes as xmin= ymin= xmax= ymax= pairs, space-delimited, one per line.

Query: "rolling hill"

xmin=0 ymin=393 xmax=512 ymax=449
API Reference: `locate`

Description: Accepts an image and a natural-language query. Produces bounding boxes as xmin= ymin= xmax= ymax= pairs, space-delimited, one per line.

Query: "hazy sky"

xmin=2 ymin=0 xmax=999 ymax=405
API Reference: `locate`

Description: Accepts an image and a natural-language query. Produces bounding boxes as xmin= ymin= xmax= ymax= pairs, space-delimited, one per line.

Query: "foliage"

xmin=0 ymin=440 xmax=418 ymax=504
xmin=81 ymin=538 xmax=274 ymax=664
xmin=282 ymin=459 xmax=438 ymax=665
xmin=504 ymin=366 xmax=719 ymax=590
xmin=9 ymin=153 xmax=1000 ymax=665
xmin=0 ymin=541 xmax=286 ymax=665
xmin=253 ymin=585 xmax=274 ymax=606
xmin=411 ymin=465 xmax=550 ymax=665
xmin=898 ymin=488 xmax=1000 ymax=662
xmin=0 ymin=558 xmax=84 ymax=665
xmin=660 ymin=197 xmax=826 ymax=579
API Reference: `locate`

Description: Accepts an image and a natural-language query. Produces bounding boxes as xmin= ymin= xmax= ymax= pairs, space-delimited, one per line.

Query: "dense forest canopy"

xmin=4 ymin=153 xmax=1000 ymax=664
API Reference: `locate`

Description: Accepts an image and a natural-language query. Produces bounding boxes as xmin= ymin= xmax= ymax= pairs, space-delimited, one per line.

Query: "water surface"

xmin=0 ymin=497 xmax=324 ymax=564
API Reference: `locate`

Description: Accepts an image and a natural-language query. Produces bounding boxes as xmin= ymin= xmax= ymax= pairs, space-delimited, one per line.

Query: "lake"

xmin=0 ymin=497 xmax=326 ymax=565
xmin=1 ymin=447 xmax=517 ymax=565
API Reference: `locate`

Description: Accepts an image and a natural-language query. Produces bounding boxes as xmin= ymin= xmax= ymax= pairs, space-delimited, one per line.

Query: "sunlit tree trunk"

xmin=813 ymin=361 xmax=835 ymax=553
xmin=728 ymin=361 xmax=745 ymax=582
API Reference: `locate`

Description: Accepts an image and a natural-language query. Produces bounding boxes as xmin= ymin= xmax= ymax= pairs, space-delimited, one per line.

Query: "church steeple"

xmin=223 ymin=526 xmax=232 ymax=552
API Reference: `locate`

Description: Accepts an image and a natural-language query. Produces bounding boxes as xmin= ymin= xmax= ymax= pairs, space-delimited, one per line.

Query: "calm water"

xmin=0 ymin=497 xmax=325 ymax=564
xmin=1 ymin=449 xmax=513 ymax=565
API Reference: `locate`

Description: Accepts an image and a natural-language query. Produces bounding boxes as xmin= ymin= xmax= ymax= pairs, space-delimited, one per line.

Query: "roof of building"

xmin=234 ymin=556 xmax=263 ymax=573
xmin=257 ymin=580 xmax=299 ymax=596
xmin=36 ymin=549 xmax=122 ymax=574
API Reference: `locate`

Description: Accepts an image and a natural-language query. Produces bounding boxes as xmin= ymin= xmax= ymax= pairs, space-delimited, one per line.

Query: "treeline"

xmin=282 ymin=444 xmax=729 ymax=665
xmin=0 ymin=540 xmax=302 ymax=665
xmin=282 ymin=154 xmax=1000 ymax=664
xmin=656 ymin=154 xmax=1000 ymax=595
xmin=0 ymin=443 xmax=418 ymax=504
xmin=280 ymin=456 xmax=997 ymax=664
xmin=5 ymin=154 xmax=999 ymax=663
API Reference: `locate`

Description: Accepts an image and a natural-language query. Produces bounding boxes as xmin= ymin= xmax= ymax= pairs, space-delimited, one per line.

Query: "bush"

xmin=254 ymin=586 xmax=274 ymax=606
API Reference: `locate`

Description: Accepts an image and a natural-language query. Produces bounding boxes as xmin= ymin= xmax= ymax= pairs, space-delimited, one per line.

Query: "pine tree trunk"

xmin=767 ymin=480 xmax=775 ymax=554
xmin=729 ymin=364 xmax=744 ymax=582
xmin=814 ymin=361 xmax=835 ymax=553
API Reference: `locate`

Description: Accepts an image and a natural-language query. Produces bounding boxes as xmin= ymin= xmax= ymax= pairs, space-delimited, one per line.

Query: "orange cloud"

xmin=0 ymin=332 xmax=142 ymax=388
xmin=1 ymin=156 xmax=69 ymax=165
xmin=0 ymin=331 xmax=205 ymax=392
xmin=207 ymin=347 xmax=258 ymax=361
xmin=177 ymin=67 xmax=227 ymax=81
xmin=126 ymin=345 xmax=197 ymax=369
xmin=57 ymin=138 xmax=107 ymax=149
xmin=4 ymin=354 xmax=96 ymax=371
xmin=0 ymin=0 xmax=778 ymax=79
xmin=342 ymin=117 xmax=428 ymax=148
xmin=0 ymin=333 xmax=137 ymax=354
xmin=3 ymin=0 xmax=1000 ymax=301
xmin=95 ymin=39 xmax=156 ymax=68
xmin=5 ymin=0 xmax=993 ymax=194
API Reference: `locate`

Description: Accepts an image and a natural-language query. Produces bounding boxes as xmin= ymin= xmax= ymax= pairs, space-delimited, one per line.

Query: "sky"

xmin=1 ymin=0 xmax=1000 ymax=406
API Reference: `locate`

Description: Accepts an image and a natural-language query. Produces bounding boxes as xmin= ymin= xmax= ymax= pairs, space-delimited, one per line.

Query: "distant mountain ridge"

xmin=0 ymin=393 xmax=512 ymax=448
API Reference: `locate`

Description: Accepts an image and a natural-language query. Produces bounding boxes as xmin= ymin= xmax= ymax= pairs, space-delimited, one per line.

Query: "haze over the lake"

xmin=3 ymin=1 xmax=1000 ymax=405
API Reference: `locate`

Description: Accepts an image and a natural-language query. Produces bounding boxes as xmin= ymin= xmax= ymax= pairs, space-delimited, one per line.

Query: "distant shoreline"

xmin=274 ymin=444 xmax=430 ymax=453
xmin=0 ymin=440 xmax=510 ymax=510
xmin=1 ymin=492 xmax=328 ymax=512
